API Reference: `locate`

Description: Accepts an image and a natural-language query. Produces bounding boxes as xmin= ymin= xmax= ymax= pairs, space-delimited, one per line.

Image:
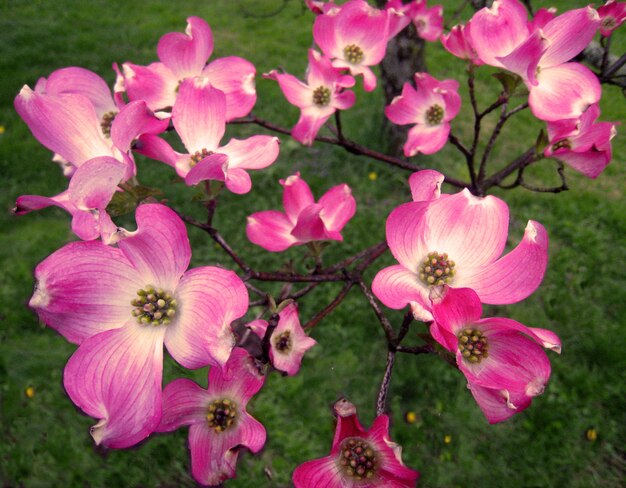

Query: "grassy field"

xmin=1 ymin=0 xmax=624 ymax=486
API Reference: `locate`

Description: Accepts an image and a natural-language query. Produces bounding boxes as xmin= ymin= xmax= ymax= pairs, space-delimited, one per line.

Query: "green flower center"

xmin=344 ymin=44 xmax=364 ymax=65
xmin=190 ymin=148 xmax=214 ymax=167
xmin=100 ymin=111 xmax=117 ymax=138
xmin=131 ymin=286 xmax=176 ymax=326
xmin=207 ymin=398 xmax=238 ymax=433
xmin=312 ymin=86 xmax=331 ymax=106
xmin=338 ymin=437 xmax=377 ymax=480
xmin=458 ymin=328 xmax=489 ymax=364
xmin=273 ymin=331 xmax=292 ymax=353
xmin=419 ymin=251 xmax=456 ymax=287
xmin=425 ymin=104 xmax=444 ymax=125
xmin=552 ymin=139 xmax=571 ymax=151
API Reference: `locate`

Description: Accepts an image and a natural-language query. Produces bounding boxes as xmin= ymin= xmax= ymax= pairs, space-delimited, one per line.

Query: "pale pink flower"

xmin=248 ymin=302 xmax=317 ymax=376
xmin=598 ymin=0 xmax=626 ymax=36
xmin=292 ymin=399 xmax=419 ymax=487
xmin=157 ymin=348 xmax=266 ymax=486
xmin=313 ymin=0 xmax=392 ymax=91
xmin=29 ymin=204 xmax=248 ymax=448
xmin=544 ymin=104 xmax=617 ymax=178
xmin=440 ymin=22 xmax=483 ymax=65
xmin=246 ymin=172 xmax=356 ymax=252
xmin=429 ymin=286 xmax=561 ymax=423
xmin=137 ymin=78 xmax=279 ymax=194
xmin=265 ymin=49 xmax=355 ymax=145
xmin=121 ymin=16 xmax=256 ymax=120
xmin=384 ymin=72 xmax=461 ymax=156
xmin=372 ymin=170 xmax=548 ymax=322
xmin=407 ymin=0 xmax=444 ymax=42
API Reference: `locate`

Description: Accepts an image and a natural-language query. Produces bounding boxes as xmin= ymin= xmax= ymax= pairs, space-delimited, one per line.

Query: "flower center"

xmin=190 ymin=148 xmax=214 ymax=167
xmin=338 ymin=437 xmax=377 ymax=480
xmin=273 ymin=331 xmax=292 ymax=353
xmin=552 ymin=139 xmax=571 ymax=151
xmin=131 ymin=286 xmax=176 ymax=326
xmin=100 ymin=111 xmax=117 ymax=138
xmin=419 ymin=251 xmax=456 ymax=286
xmin=602 ymin=17 xmax=616 ymax=30
xmin=458 ymin=328 xmax=489 ymax=364
xmin=425 ymin=104 xmax=444 ymax=125
xmin=312 ymin=86 xmax=331 ymax=106
xmin=207 ymin=398 xmax=238 ymax=433
xmin=344 ymin=44 xmax=364 ymax=65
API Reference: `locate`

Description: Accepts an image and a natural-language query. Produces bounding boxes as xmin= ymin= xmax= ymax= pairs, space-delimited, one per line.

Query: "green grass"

xmin=1 ymin=1 xmax=624 ymax=486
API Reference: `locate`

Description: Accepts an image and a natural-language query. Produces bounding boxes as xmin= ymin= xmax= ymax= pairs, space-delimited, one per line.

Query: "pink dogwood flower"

xmin=372 ymin=170 xmax=548 ymax=322
xmin=293 ymin=398 xmax=419 ymax=487
xmin=265 ymin=49 xmax=355 ymax=145
xmin=246 ymin=172 xmax=356 ymax=252
xmin=385 ymin=72 xmax=461 ymax=156
xmin=598 ymin=0 xmax=626 ymax=36
xmin=440 ymin=22 xmax=483 ymax=65
xmin=157 ymin=348 xmax=266 ymax=486
xmin=248 ymin=302 xmax=317 ymax=376
xmin=121 ymin=16 xmax=256 ymax=120
xmin=407 ymin=0 xmax=444 ymax=42
xmin=29 ymin=204 xmax=249 ymax=448
xmin=544 ymin=104 xmax=617 ymax=178
xmin=313 ymin=0 xmax=392 ymax=91
xmin=137 ymin=78 xmax=279 ymax=194
xmin=430 ymin=286 xmax=561 ymax=423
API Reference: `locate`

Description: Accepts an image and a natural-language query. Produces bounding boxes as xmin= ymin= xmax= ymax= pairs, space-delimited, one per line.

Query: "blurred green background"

xmin=1 ymin=0 xmax=624 ymax=486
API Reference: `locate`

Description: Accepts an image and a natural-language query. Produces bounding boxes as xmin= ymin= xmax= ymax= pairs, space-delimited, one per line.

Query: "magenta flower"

xmin=248 ymin=302 xmax=317 ymax=376
xmin=407 ymin=0 xmax=444 ymax=42
xmin=372 ymin=170 xmax=548 ymax=322
xmin=598 ymin=0 xmax=626 ymax=36
xmin=246 ymin=172 xmax=356 ymax=252
xmin=313 ymin=0 xmax=392 ymax=91
xmin=440 ymin=22 xmax=483 ymax=65
xmin=430 ymin=286 xmax=561 ymax=423
xmin=157 ymin=348 xmax=266 ymax=486
xmin=121 ymin=16 xmax=256 ymax=120
xmin=544 ymin=104 xmax=617 ymax=178
xmin=265 ymin=49 xmax=356 ymax=145
xmin=29 ymin=204 xmax=249 ymax=448
xmin=137 ymin=77 xmax=279 ymax=194
xmin=385 ymin=72 xmax=461 ymax=156
xmin=293 ymin=399 xmax=419 ymax=487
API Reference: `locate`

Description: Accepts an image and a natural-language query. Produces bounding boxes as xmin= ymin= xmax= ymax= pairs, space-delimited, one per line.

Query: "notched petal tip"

xmin=90 ymin=418 xmax=108 ymax=445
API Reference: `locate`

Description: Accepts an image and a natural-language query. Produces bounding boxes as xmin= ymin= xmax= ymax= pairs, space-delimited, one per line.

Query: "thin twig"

xmin=376 ymin=350 xmax=396 ymax=415
xmin=304 ymin=282 xmax=354 ymax=329
xmin=357 ymin=279 xmax=394 ymax=343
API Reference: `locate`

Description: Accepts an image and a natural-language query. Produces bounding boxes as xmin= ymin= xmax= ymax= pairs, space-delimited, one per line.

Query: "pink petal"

xmin=333 ymin=89 xmax=356 ymax=110
xmin=45 ymin=67 xmax=116 ymax=117
xmin=291 ymin=204 xmax=331 ymax=242
xmin=122 ymin=62 xmax=177 ymax=112
xmin=385 ymin=83 xmax=421 ymax=125
xmin=157 ymin=16 xmax=213 ymax=79
xmin=269 ymin=303 xmax=317 ymax=376
xmin=15 ymin=191 xmax=73 ymax=215
xmin=110 ymin=100 xmax=169 ymax=154
xmin=403 ymin=123 xmax=450 ymax=156
xmin=184 ymin=152 xmax=229 ymax=185
xmin=497 ymin=30 xmax=546 ymax=85
xmin=135 ymin=133 xmax=179 ymax=169
xmin=292 ymin=456 xmax=343 ymax=488
xmin=430 ymin=286 xmax=483 ymax=349
xmin=292 ymin=109 xmax=334 ymax=146
xmin=202 ymin=56 xmax=257 ymax=120
xmin=460 ymin=220 xmax=548 ymax=304
xmin=246 ymin=210 xmax=298 ymax=252
xmin=466 ymin=0 xmax=530 ymax=67
xmin=529 ymin=63 xmax=601 ymax=122
xmin=540 ymin=7 xmax=600 ymax=68
xmin=467 ymin=382 xmax=532 ymax=424
xmin=15 ymin=87 xmax=113 ymax=165
xmin=30 ymin=241 xmax=142 ymax=344
xmin=188 ymin=421 xmax=239 ymax=485
xmin=165 ymin=266 xmax=248 ymax=368
xmin=265 ymin=70 xmax=313 ymax=109
xmin=173 ymin=77 xmax=226 ymax=153
xmin=422 ymin=189 xmax=510 ymax=268
xmin=68 ymin=157 xmax=125 ymax=210
xmin=281 ymin=173 xmax=316 ymax=222
xmin=372 ymin=265 xmax=432 ymax=321
xmin=224 ymin=167 xmax=253 ymax=194
xmin=318 ymin=184 xmax=356 ymax=232
xmin=408 ymin=169 xmax=444 ymax=202
xmin=334 ymin=0 xmax=390 ymax=63
xmin=553 ymin=149 xmax=611 ymax=179
xmin=207 ymin=348 xmax=266 ymax=405
xmin=480 ymin=317 xmax=561 ymax=353
xmin=313 ymin=11 xmax=341 ymax=59
xmin=157 ymin=378 xmax=210 ymax=432
xmin=63 ymin=323 xmax=165 ymax=448
xmin=117 ymin=204 xmax=191 ymax=290
xmin=220 ymin=135 xmax=280 ymax=170
xmin=529 ymin=7 xmax=556 ymax=30
xmin=385 ymin=201 xmax=431 ymax=270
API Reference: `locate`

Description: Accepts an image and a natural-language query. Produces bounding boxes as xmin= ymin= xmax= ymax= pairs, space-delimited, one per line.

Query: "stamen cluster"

xmin=552 ymin=139 xmax=571 ymax=151
xmin=100 ymin=111 xmax=117 ymax=137
xmin=343 ymin=44 xmax=364 ymax=65
xmin=338 ymin=438 xmax=377 ymax=480
xmin=425 ymin=104 xmax=444 ymax=125
xmin=418 ymin=251 xmax=456 ymax=286
xmin=190 ymin=148 xmax=214 ymax=167
xmin=206 ymin=398 xmax=238 ymax=433
xmin=274 ymin=330 xmax=292 ymax=353
xmin=458 ymin=328 xmax=489 ymax=364
xmin=131 ymin=286 xmax=177 ymax=326
xmin=312 ymin=86 xmax=331 ymax=106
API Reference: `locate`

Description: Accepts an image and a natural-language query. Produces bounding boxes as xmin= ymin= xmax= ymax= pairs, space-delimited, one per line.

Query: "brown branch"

xmin=357 ymin=279 xmax=394 ymax=343
xmin=376 ymin=349 xmax=396 ymax=415
xmin=304 ymin=282 xmax=354 ymax=330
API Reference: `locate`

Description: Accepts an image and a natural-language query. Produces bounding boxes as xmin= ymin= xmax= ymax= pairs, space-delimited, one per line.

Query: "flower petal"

xmin=157 ymin=378 xmax=210 ymax=432
xmin=246 ymin=210 xmax=298 ymax=252
xmin=318 ymin=184 xmax=356 ymax=232
xmin=293 ymin=456 xmax=343 ymax=488
xmin=110 ymin=100 xmax=170 ymax=154
xmin=45 ymin=67 xmax=116 ymax=117
xmin=188 ymin=422 xmax=239 ymax=486
xmin=63 ymin=323 xmax=165 ymax=448
xmin=165 ymin=267 xmax=248 ymax=368
xmin=202 ymin=56 xmax=257 ymax=120
xmin=122 ymin=62 xmax=177 ymax=112
xmin=403 ymin=123 xmax=450 ymax=156
xmin=221 ymin=135 xmax=280 ymax=170
xmin=372 ymin=265 xmax=430 ymax=319
xmin=281 ymin=173 xmax=316 ymax=223
xmin=385 ymin=201 xmax=430 ymax=270
xmin=430 ymin=286 xmax=483 ymax=350
xmin=157 ymin=16 xmax=213 ymax=79
xmin=408 ymin=169 xmax=444 ymax=202
xmin=467 ymin=382 xmax=532 ymax=424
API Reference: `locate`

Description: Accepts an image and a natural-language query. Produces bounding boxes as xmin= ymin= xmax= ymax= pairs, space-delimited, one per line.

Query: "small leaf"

xmin=492 ymin=72 xmax=523 ymax=96
xmin=535 ymin=129 xmax=549 ymax=154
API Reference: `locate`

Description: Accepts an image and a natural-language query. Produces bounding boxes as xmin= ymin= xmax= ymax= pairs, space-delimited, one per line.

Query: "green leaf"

xmin=492 ymin=72 xmax=523 ymax=96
